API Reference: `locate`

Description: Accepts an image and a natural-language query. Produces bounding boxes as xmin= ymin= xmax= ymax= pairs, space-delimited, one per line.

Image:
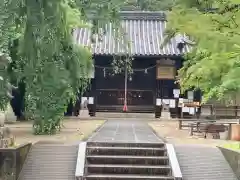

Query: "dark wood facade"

xmin=79 ymin=55 xmax=185 ymax=117
xmin=95 ymin=56 xmax=156 ymax=112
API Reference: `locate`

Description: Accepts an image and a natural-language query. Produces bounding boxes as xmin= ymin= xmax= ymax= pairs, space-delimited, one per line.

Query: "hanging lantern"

xmin=129 ymin=76 xmax=132 ymax=81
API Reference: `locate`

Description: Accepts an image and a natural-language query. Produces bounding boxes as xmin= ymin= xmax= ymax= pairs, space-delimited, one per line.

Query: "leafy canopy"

xmin=165 ymin=0 xmax=240 ymax=102
xmin=2 ymin=0 xmax=177 ymax=133
xmin=0 ymin=0 xmax=134 ymax=134
xmin=122 ymin=0 xmax=176 ymax=11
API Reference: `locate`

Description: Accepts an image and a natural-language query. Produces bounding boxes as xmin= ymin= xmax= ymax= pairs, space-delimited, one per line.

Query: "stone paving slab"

xmin=88 ymin=120 xmax=163 ymax=143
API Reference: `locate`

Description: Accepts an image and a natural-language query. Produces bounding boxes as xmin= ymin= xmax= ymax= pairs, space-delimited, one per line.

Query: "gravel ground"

xmin=149 ymin=120 xmax=238 ymax=146
xmin=5 ymin=119 xmax=105 ymax=145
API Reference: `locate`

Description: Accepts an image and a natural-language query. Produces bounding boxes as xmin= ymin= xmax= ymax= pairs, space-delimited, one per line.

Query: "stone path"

xmin=88 ymin=120 xmax=163 ymax=143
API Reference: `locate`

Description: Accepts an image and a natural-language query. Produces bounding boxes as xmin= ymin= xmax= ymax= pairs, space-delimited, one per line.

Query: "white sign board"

xmin=189 ymin=107 xmax=195 ymax=115
xmin=81 ymin=97 xmax=87 ymax=104
xmin=156 ymin=98 xmax=162 ymax=106
xmin=173 ymin=89 xmax=180 ymax=98
xmin=162 ymin=99 xmax=170 ymax=105
xmin=169 ymin=99 xmax=176 ymax=108
xmin=88 ymin=97 xmax=94 ymax=104
xmin=182 ymin=107 xmax=189 ymax=113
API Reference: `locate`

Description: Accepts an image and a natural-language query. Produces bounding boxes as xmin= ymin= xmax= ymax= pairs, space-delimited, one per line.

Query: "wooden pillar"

xmin=155 ymin=61 xmax=161 ymax=118
xmin=210 ymin=104 xmax=213 ymax=116
xmin=175 ymin=98 xmax=179 ymax=118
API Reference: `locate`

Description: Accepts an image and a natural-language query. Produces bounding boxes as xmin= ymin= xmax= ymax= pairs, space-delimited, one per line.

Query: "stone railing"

xmin=218 ymin=146 xmax=240 ymax=179
xmin=0 ymin=104 xmax=29 ymax=180
xmin=75 ymin=142 xmax=87 ymax=180
xmin=0 ymin=126 xmax=15 ymax=148
xmin=166 ymin=144 xmax=183 ymax=180
xmin=0 ymin=143 xmax=32 ymax=180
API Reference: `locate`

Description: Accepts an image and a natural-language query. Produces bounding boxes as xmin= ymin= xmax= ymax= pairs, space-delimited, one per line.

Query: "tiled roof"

xmin=73 ymin=11 xmax=190 ymax=56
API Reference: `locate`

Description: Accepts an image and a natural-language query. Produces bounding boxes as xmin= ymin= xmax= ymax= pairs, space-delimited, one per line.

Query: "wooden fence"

xmin=201 ymin=104 xmax=240 ymax=119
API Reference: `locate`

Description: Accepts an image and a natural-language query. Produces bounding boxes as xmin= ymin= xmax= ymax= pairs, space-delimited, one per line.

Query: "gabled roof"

xmin=73 ymin=11 xmax=190 ymax=56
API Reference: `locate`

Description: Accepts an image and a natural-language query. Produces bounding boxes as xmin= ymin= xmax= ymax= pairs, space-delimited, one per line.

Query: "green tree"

xmin=123 ymin=0 xmax=176 ymax=11
xmin=0 ymin=1 xmax=20 ymax=110
xmin=164 ymin=0 xmax=240 ymax=103
xmin=0 ymin=0 xmax=129 ymax=134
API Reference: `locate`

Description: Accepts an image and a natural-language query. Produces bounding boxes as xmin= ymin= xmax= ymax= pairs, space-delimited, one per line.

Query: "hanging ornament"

xmin=145 ymin=69 xmax=148 ymax=74
xmin=103 ymin=68 xmax=106 ymax=77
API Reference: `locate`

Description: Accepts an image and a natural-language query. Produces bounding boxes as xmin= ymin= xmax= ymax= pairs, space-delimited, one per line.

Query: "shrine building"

xmin=73 ymin=11 xmax=200 ymax=118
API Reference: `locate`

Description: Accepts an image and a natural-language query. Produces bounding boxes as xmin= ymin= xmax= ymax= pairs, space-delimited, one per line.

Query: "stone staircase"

xmin=80 ymin=142 xmax=175 ymax=180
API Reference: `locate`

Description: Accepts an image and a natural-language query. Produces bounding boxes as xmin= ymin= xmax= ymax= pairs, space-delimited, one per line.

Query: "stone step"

xmin=95 ymin=112 xmax=155 ymax=118
xmin=86 ymin=155 xmax=169 ymax=165
xmin=86 ymin=146 xmax=166 ymax=156
xmin=85 ymin=174 xmax=174 ymax=180
xmin=87 ymin=142 xmax=165 ymax=148
xmin=86 ymin=164 xmax=171 ymax=175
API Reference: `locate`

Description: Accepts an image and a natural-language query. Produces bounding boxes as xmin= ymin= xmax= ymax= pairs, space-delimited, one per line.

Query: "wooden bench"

xmin=178 ymin=119 xmax=216 ymax=130
xmin=178 ymin=119 xmax=195 ymax=129
xmin=190 ymin=123 xmax=226 ymax=139
xmin=189 ymin=122 xmax=206 ymax=136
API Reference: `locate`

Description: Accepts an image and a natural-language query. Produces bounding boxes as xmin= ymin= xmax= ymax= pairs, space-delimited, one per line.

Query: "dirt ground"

xmin=5 ymin=119 xmax=105 ymax=145
xmin=149 ymin=120 xmax=237 ymax=147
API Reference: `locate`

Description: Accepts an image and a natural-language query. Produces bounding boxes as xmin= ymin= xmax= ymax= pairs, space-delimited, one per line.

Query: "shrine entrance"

xmin=97 ymin=89 xmax=154 ymax=106
xmin=94 ymin=57 xmax=156 ymax=112
xmin=96 ymin=89 xmax=154 ymax=112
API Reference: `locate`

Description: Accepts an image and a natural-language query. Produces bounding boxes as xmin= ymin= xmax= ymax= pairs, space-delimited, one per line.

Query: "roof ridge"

xmin=119 ymin=11 xmax=166 ymax=21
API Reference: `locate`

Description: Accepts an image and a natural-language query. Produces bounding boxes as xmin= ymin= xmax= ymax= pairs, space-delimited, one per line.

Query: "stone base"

xmin=79 ymin=110 xmax=90 ymax=118
xmin=0 ymin=126 xmax=15 ymax=148
xmin=0 ymin=138 xmax=15 ymax=148
xmin=160 ymin=111 xmax=171 ymax=120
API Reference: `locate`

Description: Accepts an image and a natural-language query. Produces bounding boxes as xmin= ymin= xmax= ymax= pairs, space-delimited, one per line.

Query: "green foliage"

xmin=165 ymin=0 xmax=240 ymax=103
xmin=0 ymin=0 xmax=20 ymax=110
xmin=123 ymin=0 xmax=176 ymax=11
xmin=0 ymin=0 xmax=138 ymax=134
xmin=15 ymin=0 xmax=93 ymax=134
xmin=223 ymin=142 xmax=240 ymax=150
xmin=0 ymin=54 xmax=13 ymax=110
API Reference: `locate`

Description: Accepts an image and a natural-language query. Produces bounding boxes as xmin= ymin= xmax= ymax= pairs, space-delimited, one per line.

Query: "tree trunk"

xmin=0 ymin=111 xmax=5 ymax=126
